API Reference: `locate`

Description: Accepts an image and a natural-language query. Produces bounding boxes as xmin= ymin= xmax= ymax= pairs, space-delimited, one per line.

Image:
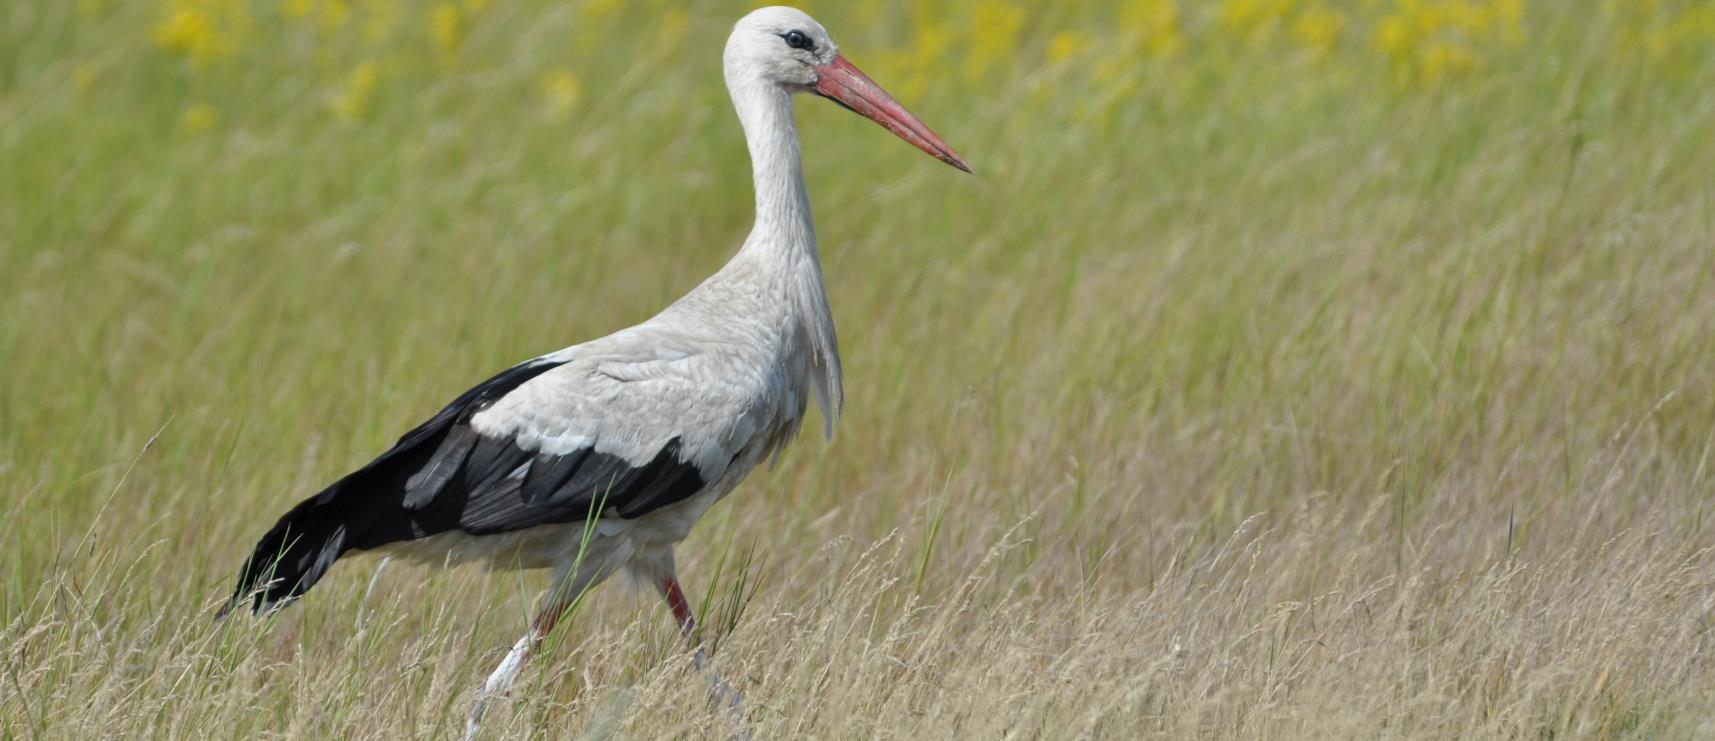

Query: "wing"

xmin=224 ymin=332 xmax=792 ymax=615
xmin=409 ymin=337 xmax=777 ymax=534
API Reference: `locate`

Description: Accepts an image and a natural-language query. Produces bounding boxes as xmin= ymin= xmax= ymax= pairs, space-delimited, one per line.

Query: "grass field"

xmin=5 ymin=0 xmax=1715 ymax=737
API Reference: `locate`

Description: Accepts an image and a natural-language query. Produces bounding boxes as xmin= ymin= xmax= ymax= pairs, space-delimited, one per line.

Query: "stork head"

xmin=725 ymin=6 xmax=972 ymax=173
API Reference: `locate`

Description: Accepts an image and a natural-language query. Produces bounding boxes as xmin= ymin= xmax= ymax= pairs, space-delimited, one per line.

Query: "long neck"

xmin=732 ymin=82 xmax=815 ymax=254
xmin=726 ymin=77 xmax=843 ymax=435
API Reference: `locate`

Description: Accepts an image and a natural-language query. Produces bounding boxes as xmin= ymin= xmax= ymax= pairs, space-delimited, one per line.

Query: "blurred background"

xmin=3 ymin=0 xmax=1715 ymax=737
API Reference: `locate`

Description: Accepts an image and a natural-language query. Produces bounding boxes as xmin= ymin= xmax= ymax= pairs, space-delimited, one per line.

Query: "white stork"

xmin=220 ymin=5 xmax=969 ymax=735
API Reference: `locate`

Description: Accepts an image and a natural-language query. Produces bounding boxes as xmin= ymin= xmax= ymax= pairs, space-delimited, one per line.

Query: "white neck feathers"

xmin=725 ymin=66 xmax=843 ymax=436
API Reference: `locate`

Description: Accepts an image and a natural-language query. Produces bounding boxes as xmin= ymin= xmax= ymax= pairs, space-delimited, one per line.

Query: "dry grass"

xmin=4 ymin=0 xmax=1715 ymax=738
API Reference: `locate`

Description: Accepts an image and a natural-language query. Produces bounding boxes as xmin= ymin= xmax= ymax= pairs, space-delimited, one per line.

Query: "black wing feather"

xmin=222 ymin=354 xmax=714 ymax=617
xmin=221 ymin=357 xmax=564 ymax=617
xmin=403 ymin=424 xmax=478 ymax=508
xmin=453 ymin=441 xmax=702 ymax=534
xmin=520 ymin=449 xmax=591 ymax=505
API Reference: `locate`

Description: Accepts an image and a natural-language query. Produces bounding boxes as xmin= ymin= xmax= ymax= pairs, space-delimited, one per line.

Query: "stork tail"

xmin=219 ymin=356 xmax=568 ymax=617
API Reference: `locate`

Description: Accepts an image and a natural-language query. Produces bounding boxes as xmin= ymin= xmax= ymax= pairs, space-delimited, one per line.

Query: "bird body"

xmin=221 ymin=6 xmax=968 ymax=736
xmin=374 ymin=256 xmax=831 ymax=583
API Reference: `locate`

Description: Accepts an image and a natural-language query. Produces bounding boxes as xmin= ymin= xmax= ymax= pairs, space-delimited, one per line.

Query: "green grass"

xmin=4 ymin=0 xmax=1715 ymax=737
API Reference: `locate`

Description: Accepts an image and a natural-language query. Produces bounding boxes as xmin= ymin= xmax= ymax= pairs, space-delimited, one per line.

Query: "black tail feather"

xmin=219 ymin=416 xmax=464 ymax=617
xmin=219 ymin=481 xmax=365 ymax=617
xmin=219 ymin=357 xmax=569 ymax=618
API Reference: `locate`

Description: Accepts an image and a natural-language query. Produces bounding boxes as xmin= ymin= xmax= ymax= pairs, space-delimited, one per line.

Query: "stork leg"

xmin=661 ymin=578 xmax=700 ymax=657
xmin=657 ymin=577 xmax=750 ymax=738
xmin=464 ymin=598 xmax=572 ymax=741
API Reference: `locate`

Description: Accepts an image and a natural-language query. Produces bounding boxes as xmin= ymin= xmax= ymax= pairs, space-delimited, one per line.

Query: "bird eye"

xmin=781 ymin=30 xmax=814 ymax=51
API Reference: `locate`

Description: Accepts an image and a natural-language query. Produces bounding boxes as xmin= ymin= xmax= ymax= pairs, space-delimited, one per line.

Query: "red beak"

xmin=813 ymin=55 xmax=972 ymax=174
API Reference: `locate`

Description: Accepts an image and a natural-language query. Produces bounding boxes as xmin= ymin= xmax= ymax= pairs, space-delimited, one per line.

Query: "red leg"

xmin=659 ymin=576 xmax=749 ymax=737
xmin=533 ymin=600 xmax=571 ymax=639
xmin=662 ymin=577 xmax=695 ymax=636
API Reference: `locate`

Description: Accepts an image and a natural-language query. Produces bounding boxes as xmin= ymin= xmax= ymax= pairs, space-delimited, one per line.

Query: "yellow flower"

xmin=362 ymin=0 xmax=399 ymax=42
xmin=1495 ymin=0 xmax=1526 ymax=44
xmin=1046 ymin=31 xmax=1092 ymax=64
xmin=330 ymin=61 xmax=380 ymax=120
xmin=153 ymin=0 xmax=248 ymax=64
xmin=1376 ymin=14 xmax=1414 ymax=61
xmin=431 ymin=2 xmax=464 ymax=60
xmin=1292 ymin=6 xmax=1347 ymax=57
xmin=540 ymin=69 xmax=583 ymax=118
xmin=282 ymin=0 xmax=312 ymax=20
xmin=180 ymin=103 xmax=219 ymax=134
xmin=1437 ymin=1 xmax=1480 ymax=33
xmin=319 ymin=0 xmax=349 ymax=32
xmin=876 ymin=16 xmax=953 ymax=99
xmin=1123 ymin=0 xmax=1179 ymax=29
xmin=1123 ymin=0 xmax=1184 ymax=58
xmin=1218 ymin=0 xmax=1292 ymax=42
xmin=1419 ymin=39 xmax=1476 ymax=83
xmin=966 ymin=2 xmax=1025 ymax=81
xmin=913 ymin=20 xmax=955 ymax=61
xmin=154 ymin=7 xmax=212 ymax=53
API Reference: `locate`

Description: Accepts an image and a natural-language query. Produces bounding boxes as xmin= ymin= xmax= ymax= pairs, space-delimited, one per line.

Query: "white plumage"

xmin=220 ymin=6 xmax=968 ymax=737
